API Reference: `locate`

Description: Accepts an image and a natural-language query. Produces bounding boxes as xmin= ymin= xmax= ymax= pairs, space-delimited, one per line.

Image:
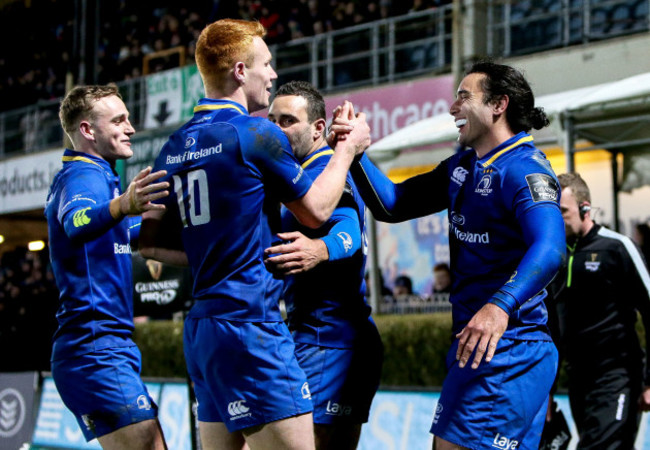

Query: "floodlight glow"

xmin=28 ymin=240 xmax=45 ymax=251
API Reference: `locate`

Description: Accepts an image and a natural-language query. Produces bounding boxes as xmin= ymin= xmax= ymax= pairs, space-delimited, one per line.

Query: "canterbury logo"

xmin=228 ymin=400 xmax=250 ymax=416
xmin=73 ymin=207 xmax=91 ymax=227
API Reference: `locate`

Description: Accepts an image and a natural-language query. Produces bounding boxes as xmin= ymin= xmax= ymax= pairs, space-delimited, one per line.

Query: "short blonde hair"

xmin=59 ymin=84 xmax=120 ymax=134
xmin=195 ymin=19 xmax=266 ymax=91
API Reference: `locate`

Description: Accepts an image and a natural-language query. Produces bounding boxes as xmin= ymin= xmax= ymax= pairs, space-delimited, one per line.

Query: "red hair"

xmin=195 ymin=19 xmax=266 ymax=91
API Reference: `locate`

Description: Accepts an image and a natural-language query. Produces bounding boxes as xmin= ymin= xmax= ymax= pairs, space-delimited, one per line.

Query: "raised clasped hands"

xmin=327 ymin=100 xmax=371 ymax=156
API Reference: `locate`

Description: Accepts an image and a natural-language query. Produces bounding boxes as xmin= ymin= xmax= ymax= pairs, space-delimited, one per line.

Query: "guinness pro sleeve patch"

xmin=525 ymin=173 xmax=559 ymax=202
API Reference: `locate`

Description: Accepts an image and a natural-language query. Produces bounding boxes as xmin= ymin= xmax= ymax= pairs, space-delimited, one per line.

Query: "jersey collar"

xmin=479 ymin=132 xmax=534 ymax=168
xmin=193 ymin=98 xmax=248 ymax=115
xmin=61 ymin=148 xmax=113 ymax=172
xmin=300 ymin=145 xmax=333 ymax=169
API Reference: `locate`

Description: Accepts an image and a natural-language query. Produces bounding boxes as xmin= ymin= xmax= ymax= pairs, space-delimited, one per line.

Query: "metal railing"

xmin=0 ymin=7 xmax=453 ymax=159
xmin=377 ymin=293 xmax=452 ymax=315
xmin=1 ymin=1 xmax=648 ymax=158
xmin=488 ymin=0 xmax=649 ymax=56
xmin=272 ymin=7 xmax=453 ymax=91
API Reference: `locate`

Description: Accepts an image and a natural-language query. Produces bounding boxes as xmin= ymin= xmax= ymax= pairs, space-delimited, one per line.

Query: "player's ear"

xmin=79 ymin=121 xmax=94 ymax=140
xmin=313 ymin=118 xmax=327 ymax=139
xmin=233 ymin=61 xmax=246 ymax=85
xmin=492 ymin=94 xmax=509 ymax=115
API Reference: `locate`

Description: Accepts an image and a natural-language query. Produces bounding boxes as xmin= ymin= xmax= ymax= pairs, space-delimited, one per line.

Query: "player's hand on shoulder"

xmin=120 ymin=166 xmax=170 ymax=216
xmin=263 ymin=231 xmax=328 ymax=275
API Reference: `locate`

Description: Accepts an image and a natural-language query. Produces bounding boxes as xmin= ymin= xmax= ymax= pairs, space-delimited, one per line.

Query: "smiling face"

xmin=268 ymin=95 xmax=318 ymax=160
xmin=244 ymin=37 xmax=278 ymax=113
xmin=449 ymin=72 xmax=496 ymax=152
xmin=84 ymin=95 xmax=135 ymax=163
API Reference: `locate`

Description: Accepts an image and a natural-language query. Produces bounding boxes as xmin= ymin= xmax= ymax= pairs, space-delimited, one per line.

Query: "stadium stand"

xmin=0 ymin=0 xmax=449 ymax=113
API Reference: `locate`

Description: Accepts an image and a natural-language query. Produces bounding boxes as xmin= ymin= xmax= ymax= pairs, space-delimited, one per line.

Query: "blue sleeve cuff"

xmin=319 ymin=205 xmax=361 ymax=261
xmin=97 ymin=201 xmax=117 ymax=224
xmin=488 ymin=291 xmax=516 ymax=316
xmin=321 ymin=232 xmax=356 ymax=261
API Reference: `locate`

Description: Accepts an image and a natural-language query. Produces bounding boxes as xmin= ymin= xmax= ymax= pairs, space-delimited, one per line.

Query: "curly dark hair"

xmin=467 ymin=61 xmax=549 ymax=133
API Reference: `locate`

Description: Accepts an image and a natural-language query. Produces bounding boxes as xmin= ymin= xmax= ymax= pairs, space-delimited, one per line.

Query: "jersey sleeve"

xmin=57 ymin=166 xmax=120 ymax=242
xmin=504 ymin=152 xmax=561 ymax=217
xmin=488 ymin=153 xmax=565 ymax=315
xmin=320 ymin=199 xmax=361 ymax=261
xmin=350 ymin=153 xmax=448 ymax=223
xmin=239 ymin=118 xmax=313 ymax=203
xmin=488 ymin=204 xmax=566 ymax=315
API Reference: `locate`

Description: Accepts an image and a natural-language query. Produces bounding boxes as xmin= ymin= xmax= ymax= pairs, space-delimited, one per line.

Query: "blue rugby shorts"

xmin=184 ymin=316 xmax=313 ymax=432
xmin=295 ymin=326 xmax=383 ymax=425
xmin=51 ymin=345 xmax=158 ymax=441
xmin=430 ymin=337 xmax=558 ymax=450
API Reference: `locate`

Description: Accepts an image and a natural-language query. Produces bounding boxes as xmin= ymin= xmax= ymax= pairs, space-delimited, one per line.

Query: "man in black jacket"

xmin=549 ymin=172 xmax=650 ymax=449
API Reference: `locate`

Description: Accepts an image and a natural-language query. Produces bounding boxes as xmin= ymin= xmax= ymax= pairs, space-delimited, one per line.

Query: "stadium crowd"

xmin=0 ymin=0 xmax=449 ymax=114
xmin=0 ymin=246 xmax=58 ymax=371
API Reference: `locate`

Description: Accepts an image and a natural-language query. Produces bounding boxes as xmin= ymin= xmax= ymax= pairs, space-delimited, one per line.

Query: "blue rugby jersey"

xmin=45 ymin=149 xmax=135 ymax=360
xmin=352 ymin=132 xmax=565 ymax=340
xmin=280 ymin=146 xmax=373 ymax=348
xmin=152 ymin=99 xmax=313 ymax=322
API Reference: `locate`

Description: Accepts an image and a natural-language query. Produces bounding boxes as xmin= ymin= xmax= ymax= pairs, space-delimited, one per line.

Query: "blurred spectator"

xmin=364 ymin=2 xmax=383 ymax=22
xmin=0 ymin=246 xmax=58 ymax=372
xmin=392 ymin=274 xmax=414 ymax=298
xmin=430 ymin=262 xmax=451 ymax=308
xmin=365 ymin=269 xmax=392 ymax=299
xmin=409 ymin=0 xmax=442 ymax=13
xmin=432 ymin=262 xmax=451 ymax=294
xmin=1 ymin=0 xmax=446 ymax=113
xmin=258 ymin=4 xmax=287 ymax=44
xmin=633 ymin=222 xmax=650 ymax=264
xmin=286 ymin=0 xmax=313 ymax=39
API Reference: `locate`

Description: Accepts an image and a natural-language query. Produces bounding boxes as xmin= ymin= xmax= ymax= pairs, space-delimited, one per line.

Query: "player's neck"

xmin=312 ymin=137 xmax=328 ymax=153
xmin=221 ymin=92 xmax=249 ymax=111
xmin=474 ymin=127 xmax=515 ymax=158
xmin=204 ymin=86 xmax=250 ymax=112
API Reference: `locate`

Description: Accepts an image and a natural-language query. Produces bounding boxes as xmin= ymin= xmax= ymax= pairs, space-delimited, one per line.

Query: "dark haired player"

xmin=265 ymin=80 xmax=383 ymax=450
xmin=340 ymin=61 xmax=566 ymax=449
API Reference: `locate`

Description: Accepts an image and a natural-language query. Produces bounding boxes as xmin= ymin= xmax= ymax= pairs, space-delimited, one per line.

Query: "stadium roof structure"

xmin=367 ymin=72 xmax=650 ymax=184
